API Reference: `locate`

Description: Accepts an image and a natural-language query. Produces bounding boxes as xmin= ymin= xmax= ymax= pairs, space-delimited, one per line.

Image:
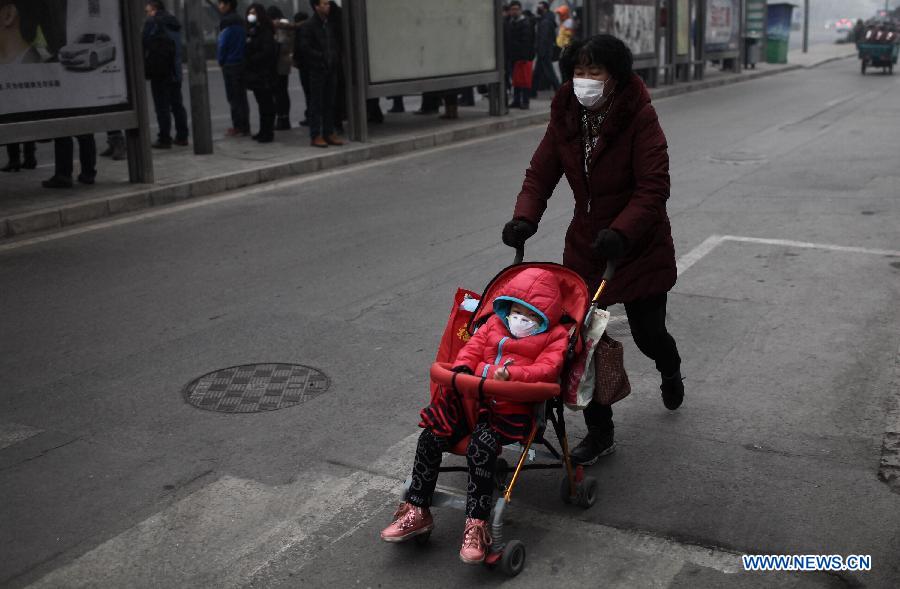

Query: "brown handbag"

xmin=593 ymin=333 xmax=631 ymax=405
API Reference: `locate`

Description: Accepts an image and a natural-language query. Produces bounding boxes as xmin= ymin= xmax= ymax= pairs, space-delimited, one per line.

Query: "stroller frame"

xmin=398 ymin=250 xmax=611 ymax=576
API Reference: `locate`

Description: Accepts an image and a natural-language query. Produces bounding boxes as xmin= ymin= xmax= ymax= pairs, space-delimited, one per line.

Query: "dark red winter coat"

xmin=513 ymin=74 xmax=677 ymax=305
xmin=454 ymin=267 xmax=570 ymax=384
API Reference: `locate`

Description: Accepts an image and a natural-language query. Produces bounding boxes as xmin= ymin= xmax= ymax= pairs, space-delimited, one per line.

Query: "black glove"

xmin=501 ymin=219 xmax=538 ymax=249
xmin=451 ymin=365 xmax=474 ymax=375
xmin=592 ymin=229 xmax=628 ymax=260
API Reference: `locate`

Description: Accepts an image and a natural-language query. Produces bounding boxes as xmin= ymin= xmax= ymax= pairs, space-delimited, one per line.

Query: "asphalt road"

xmin=2 ymin=57 xmax=899 ymax=588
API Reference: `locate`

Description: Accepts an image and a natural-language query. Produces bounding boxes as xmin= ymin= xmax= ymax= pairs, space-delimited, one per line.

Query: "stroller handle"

xmin=430 ymin=363 xmax=560 ymax=403
xmin=592 ymin=261 xmax=616 ymax=304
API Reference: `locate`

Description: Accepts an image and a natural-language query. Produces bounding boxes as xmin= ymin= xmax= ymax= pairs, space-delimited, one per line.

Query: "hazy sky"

xmin=811 ymin=0 xmax=893 ymax=21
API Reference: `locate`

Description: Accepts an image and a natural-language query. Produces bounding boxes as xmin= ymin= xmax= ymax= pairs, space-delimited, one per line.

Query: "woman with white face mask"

xmin=501 ymin=34 xmax=684 ymax=466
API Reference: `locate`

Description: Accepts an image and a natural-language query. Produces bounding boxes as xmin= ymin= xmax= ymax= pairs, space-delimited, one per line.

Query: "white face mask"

xmin=508 ymin=313 xmax=540 ymax=338
xmin=247 ymin=13 xmax=258 ymax=23
xmin=573 ymin=78 xmax=605 ymax=109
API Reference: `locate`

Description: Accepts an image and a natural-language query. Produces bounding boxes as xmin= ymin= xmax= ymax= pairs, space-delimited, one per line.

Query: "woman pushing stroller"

xmin=381 ymin=267 xmax=570 ymax=564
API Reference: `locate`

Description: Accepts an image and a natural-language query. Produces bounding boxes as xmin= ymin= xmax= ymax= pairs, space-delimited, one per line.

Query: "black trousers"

xmin=307 ymin=67 xmax=337 ymax=138
xmin=54 ymin=135 xmax=96 ymax=179
xmin=273 ymin=74 xmax=290 ymax=119
xmin=6 ymin=142 xmax=36 ymax=163
xmin=222 ymin=63 xmax=250 ymax=133
xmin=531 ymin=55 xmax=559 ymax=93
xmin=584 ymin=292 xmax=681 ymax=431
xmin=251 ymin=87 xmax=275 ymax=139
xmin=150 ymin=79 xmax=189 ymax=142
xmin=297 ymin=67 xmax=310 ymax=121
xmin=406 ymin=423 xmax=501 ymax=521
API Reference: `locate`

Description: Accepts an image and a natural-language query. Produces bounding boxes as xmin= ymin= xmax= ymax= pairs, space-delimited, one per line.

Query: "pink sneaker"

xmin=380 ymin=502 xmax=433 ymax=543
xmin=459 ymin=518 xmax=492 ymax=564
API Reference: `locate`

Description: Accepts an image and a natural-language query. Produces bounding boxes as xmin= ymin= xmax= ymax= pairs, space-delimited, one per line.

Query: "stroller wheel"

xmin=499 ymin=540 xmax=526 ymax=577
xmin=494 ymin=458 xmax=510 ymax=491
xmin=576 ymin=476 xmax=599 ymax=508
xmin=414 ymin=531 xmax=432 ymax=546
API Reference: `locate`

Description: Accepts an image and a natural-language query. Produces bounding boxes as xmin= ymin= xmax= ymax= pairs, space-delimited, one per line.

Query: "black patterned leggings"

xmin=406 ymin=422 xmax=501 ymax=521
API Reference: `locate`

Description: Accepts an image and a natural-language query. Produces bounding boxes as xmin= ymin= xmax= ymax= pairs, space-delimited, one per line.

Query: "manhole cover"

xmin=184 ymin=364 xmax=330 ymax=413
xmin=708 ymin=151 xmax=768 ymax=165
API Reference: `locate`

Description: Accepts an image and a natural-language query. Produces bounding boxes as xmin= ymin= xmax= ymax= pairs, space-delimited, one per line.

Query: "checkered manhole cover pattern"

xmin=184 ymin=364 xmax=330 ymax=413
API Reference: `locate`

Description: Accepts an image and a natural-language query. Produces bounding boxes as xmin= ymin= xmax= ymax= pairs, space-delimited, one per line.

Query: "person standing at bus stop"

xmin=297 ymin=0 xmax=344 ymax=148
xmin=217 ymin=0 xmax=250 ymax=137
xmin=143 ymin=1 xmax=190 ymax=149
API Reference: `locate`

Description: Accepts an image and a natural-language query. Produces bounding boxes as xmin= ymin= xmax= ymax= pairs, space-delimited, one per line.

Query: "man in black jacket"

xmin=297 ymin=0 xmax=343 ymax=148
xmin=504 ymin=1 xmax=536 ymax=109
xmin=531 ymin=1 xmax=559 ymax=97
xmin=143 ymin=1 xmax=189 ymax=149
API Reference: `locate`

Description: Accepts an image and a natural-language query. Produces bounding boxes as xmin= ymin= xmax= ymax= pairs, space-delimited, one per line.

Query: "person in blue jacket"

xmin=217 ymin=0 xmax=250 ymax=136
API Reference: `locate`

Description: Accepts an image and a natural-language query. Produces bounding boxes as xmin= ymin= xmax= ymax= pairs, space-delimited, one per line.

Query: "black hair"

xmin=538 ymin=1 xmax=550 ymax=10
xmin=266 ymin=5 xmax=283 ymax=20
xmin=308 ymin=0 xmax=327 ymax=9
xmin=219 ymin=0 xmax=237 ymax=10
xmin=293 ymin=10 xmax=309 ymax=23
xmin=146 ymin=0 xmax=164 ymax=10
xmin=246 ymin=2 xmax=272 ymax=29
xmin=560 ymin=34 xmax=633 ymax=84
xmin=508 ymin=0 xmax=522 ymax=7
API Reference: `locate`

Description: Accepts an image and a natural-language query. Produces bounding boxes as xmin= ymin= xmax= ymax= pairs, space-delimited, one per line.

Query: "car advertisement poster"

xmin=705 ymin=0 xmax=740 ymax=53
xmin=0 ymin=0 xmax=129 ymax=121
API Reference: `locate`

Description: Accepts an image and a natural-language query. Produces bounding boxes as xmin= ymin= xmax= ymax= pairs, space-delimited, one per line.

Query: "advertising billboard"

xmin=593 ymin=0 xmax=658 ymax=58
xmin=0 ymin=0 xmax=129 ymax=123
xmin=705 ymin=0 xmax=740 ymax=53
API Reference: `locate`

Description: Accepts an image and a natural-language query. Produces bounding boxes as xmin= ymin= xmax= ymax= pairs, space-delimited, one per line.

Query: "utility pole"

xmin=802 ymin=0 xmax=809 ymax=53
xmin=184 ymin=0 xmax=213 ymax=155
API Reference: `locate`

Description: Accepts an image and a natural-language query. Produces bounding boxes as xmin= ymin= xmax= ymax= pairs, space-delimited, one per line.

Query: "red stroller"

xmin=405 ymin=248 xmax=614 ymax=577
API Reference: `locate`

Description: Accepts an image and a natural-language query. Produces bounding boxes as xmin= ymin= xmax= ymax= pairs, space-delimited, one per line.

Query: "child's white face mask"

xmin=508 ymin=313 xmax=540 ymax=338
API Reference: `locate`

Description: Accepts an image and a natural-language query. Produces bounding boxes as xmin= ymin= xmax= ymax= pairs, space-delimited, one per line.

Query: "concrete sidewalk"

xmin=0 ymin=43 xmax=856 ymax=240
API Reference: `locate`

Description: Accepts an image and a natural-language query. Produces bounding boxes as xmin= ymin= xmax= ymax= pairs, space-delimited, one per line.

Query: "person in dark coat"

xmin=502 ymin=35 xmax=684 ymax=465
xmin=297 ymin=0 xmax=344 ymax=147
xmin=531 ymin=1 xmax=560 ymax=97
xmin=244 ymin=3 xmax=277 ymax=143
xmin=217 ymin=0 xmax=249 ymax=137
xmin=505 ymin=1 xmax=536 ymax=109
xmin=292 ymin=11 xmax=311 ymax=126
xmin=143 ymin=1 xmax=190 ymax=149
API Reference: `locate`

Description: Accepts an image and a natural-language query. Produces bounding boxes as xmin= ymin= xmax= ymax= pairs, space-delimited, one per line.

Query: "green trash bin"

xmin=766 ymin=38 xmax=790 ymax=63
xmin=765 ymin=3 xmax=794 ymax=64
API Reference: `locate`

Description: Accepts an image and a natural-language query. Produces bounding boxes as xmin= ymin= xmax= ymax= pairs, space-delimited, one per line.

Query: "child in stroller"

xmin=380 ymin=267 xmax=570 ymax=564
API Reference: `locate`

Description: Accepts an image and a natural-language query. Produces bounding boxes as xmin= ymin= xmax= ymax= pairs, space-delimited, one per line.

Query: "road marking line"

xmin=676 ymin=234 xmax=727 ymax=277
xmin=0 ymin=422 xmax=43 ymax=450
xmin=27 ymin=432 xmax=422 ymax=589
xmin=721 ymin=235 xmax=900 ymax=258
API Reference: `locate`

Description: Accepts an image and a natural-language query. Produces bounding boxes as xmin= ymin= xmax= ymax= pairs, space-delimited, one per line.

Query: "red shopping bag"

xmin=430 ymin=288 xmax=481 ymax=405
xmin=512 ymin=60 xmax=534 ymax=89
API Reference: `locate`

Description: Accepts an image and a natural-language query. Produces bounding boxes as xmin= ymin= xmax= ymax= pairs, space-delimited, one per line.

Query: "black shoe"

xmin=151 ymin=140 xmax=172 ymax=149
xmin=275 ymin=117 xmax=291 ymax=131
xmin=570 ymin=428 xmax=616 ymax=466
xmin=22 ymin=158 xmax=37 ymax=169
xmin=42 ymin=175 xmax=73 ymax=188
xmin=77 ymin=173 xmax=96 ymax=185
xmin=173 ymin=138 xmax=189 ymax=147
xmin=254 ymin=134 xmax=274 ymax=143
xmin=299 ymin=119 xmax=310 ymax=127
xmin=387 ymin=106 xmax=405 ymax=113
xmin=661 ymin=370 xmax=685 ymax=410
xmin=2 ymin=161 xmax=21 ymax=172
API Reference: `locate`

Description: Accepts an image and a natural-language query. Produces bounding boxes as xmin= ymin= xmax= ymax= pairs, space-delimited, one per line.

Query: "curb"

xmin=0 ymin=54 xmax=854 ymax=242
